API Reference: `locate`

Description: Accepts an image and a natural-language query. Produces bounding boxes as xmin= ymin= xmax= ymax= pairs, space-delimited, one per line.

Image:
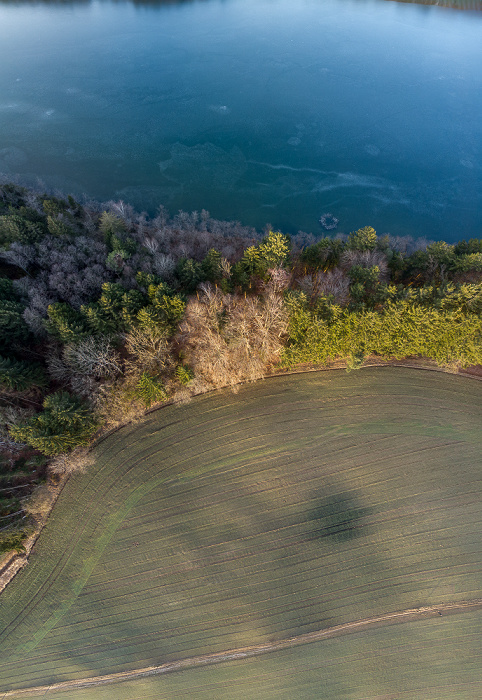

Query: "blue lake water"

xmin=0 ymin=0 xmax=481 ymax=241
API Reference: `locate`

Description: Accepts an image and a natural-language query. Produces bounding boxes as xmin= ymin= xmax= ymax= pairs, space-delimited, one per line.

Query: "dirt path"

xmin=1 ymin=599 xmax=481 ymax=698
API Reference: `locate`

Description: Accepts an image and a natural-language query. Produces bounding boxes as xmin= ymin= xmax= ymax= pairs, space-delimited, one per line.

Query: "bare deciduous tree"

xmin=93 ymin=378 xmax=145 ymax=428
xmin=177 ymin=282 xmax=288 ymax=389
xmin=48 ymin=447 xmax=95 ymax=476
xmin=152 ymin=253 xmax=176 ymax=280
xmin=124 ymin=325 xmax=171 ymax=376
xmin=0 ymin=405 xmax=32 ymax=450
xmin=340 ymin=249 xmax=389 ymax=280
xmin=63 ymin=336 xmax=121 ymax=379
xmin=297 ymin=268 xmax=350 ymax=306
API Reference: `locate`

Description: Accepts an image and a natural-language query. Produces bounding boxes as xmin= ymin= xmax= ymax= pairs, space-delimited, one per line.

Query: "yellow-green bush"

xmin=282 ymin=299 xmax=482 ymax=368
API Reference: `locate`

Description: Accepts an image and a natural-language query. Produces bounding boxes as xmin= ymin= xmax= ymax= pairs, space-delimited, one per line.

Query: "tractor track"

xmin=1 ymin=599 xmax=481 ymax=698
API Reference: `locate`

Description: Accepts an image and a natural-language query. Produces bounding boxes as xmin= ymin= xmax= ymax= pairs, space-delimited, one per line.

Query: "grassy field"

xmin=2 ymin=612 xmax=479 ymax=699
xmin=0 ymin=368 xmax=480 ymax=695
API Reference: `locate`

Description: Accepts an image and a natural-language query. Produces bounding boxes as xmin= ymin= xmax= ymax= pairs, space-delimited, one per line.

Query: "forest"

xmin=0 ymin=182 xmax=481 ymax=554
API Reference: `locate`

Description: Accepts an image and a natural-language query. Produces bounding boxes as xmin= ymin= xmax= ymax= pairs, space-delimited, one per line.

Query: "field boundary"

xmin=1 ymin=599 xmax=481 ymax=698
xmin=0 ymin=473 xmax=70 ymax=595
xmin=0 ymin=360 xmax=480 ymax=595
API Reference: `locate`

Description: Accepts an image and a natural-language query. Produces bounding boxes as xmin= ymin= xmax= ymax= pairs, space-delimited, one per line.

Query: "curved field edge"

xmin=0 ymin=358 xmax=479 ymax=593
xmin=0 ymin=367 xmax=480 ymax=691
xmin=1 ymin=610 xmax=481 ymax=700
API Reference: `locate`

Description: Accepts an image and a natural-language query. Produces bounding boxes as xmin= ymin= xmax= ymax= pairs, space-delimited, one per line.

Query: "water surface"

xmin=0 ymin=0 xmax=481 ymax=239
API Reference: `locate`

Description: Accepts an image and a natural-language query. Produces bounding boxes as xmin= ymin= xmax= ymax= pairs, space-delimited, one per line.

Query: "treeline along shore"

xmin=0 ymin=182 xmax=481 ymax=555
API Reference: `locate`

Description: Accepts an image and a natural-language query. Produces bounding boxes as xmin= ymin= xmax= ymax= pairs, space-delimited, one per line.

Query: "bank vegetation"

xmin=0 ymin=183 xmax=480 ymax=554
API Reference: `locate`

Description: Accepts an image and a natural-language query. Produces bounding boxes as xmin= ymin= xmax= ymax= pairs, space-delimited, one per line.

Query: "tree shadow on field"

xmin=305 ymin=488 xmax=371 ymax=544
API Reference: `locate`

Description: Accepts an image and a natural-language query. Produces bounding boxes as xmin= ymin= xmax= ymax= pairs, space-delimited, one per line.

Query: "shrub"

xmin=0 ymin=528 xmax=30 ymax=555
xmin=175 ymin=365 xmax=194 ymax=385
xmin=345 ymin=349 xmax=366 ymax=373
xmin=94 ymin=379 xmax=145 ymax=427
xmin=22 ymin=484 xmax=54 ymax=520
xmin=135 ymin=372 xmax=167 ymax=407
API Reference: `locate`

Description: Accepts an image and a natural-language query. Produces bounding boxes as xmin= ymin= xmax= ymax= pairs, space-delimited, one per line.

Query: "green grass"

xmin=0 ymin=368 xmax=480 ymax=694
xmin=5 ymin=612 xmax=480 ymax=699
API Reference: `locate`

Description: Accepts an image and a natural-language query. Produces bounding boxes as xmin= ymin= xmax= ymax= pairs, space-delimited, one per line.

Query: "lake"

xmin=0 ymin=0 xmax=481 ymax=241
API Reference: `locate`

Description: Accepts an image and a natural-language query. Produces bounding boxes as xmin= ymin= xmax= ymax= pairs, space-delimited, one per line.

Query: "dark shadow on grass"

xmin=306 ymin=490 xmax=371 ymax=543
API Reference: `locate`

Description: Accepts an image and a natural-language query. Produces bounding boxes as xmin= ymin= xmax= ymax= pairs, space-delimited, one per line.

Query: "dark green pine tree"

xmin=0 ymin=355 xmax=47 ymax=391
xmin=9 ymin=391 xmax=98 ymax=456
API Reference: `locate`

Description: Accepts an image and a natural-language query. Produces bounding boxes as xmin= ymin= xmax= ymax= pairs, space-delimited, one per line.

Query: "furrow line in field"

xmin=0 ymin=414 xmax=276 ymax=644
xmin=83 ymin=517 xmax=481 ymax=591
xmin=73 ymin=548 xmax=480 ymax=627
xmin=37 ymin=566 xmax=481 ymax=657
xmin=1 ymin=421 xmax=289 ymax=650
xmin=1 ymin=599 xmax=481 ymax=698
xmin=109 ymin=492 xmax=480 ymax=566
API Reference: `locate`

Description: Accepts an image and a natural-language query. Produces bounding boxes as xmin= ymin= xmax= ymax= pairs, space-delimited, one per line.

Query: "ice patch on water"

xmin=370 ymin=192 xmax=411 ymax=206
xmin=287 ymin=124 xmax=305 ymax=147
xmin=460 ymin=159 xmax=474 ymax=169
xmin=250 ymin=160 xmax=397 ymax=191
xmin=249 ymin=160 xmax=326 ymax=174
xmin=209 ymin=104 xmax=231 ymax=115
xmin=312 ymin=172 xmax=389 ymax=193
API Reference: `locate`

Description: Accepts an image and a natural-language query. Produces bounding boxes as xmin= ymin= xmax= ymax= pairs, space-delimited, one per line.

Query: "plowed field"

xmin=0 ymin=368 xmax=480 ymax=697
